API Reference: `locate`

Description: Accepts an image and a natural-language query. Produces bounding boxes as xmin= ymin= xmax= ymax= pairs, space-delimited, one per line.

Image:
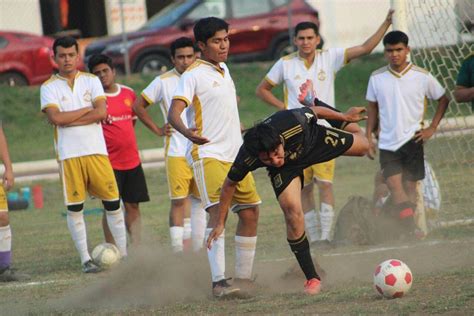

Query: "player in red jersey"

xmin=88 ymin=54 xmax=150 ymax=245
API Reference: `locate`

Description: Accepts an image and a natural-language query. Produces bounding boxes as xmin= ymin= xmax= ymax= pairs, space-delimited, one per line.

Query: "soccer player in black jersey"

xmin=206 ymin=80 xmax=369 ymax=295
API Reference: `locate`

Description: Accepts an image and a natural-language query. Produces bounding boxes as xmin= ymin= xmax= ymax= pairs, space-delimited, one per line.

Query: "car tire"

xmin=0 ymin=72 xmax=28 ymax=86
xmin=273 ymin=40 xmax=294 ymax=60
xmin=135 ymin=54 xmax=173 ymax=75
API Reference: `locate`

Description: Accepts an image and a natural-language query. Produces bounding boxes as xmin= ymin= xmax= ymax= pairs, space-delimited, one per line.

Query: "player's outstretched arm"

xmin=0 ymin=127 xmax=13 ymax=191
xmin=414 ymin=94 xmax=450 ymax=143
xmin=66 ymin=98 xmax=108 ymax=126
xmin=345 ymin=9 xmax=394 ymax=62
xmin=44 ymin=106 xmax=93 ymax=127
xmin=168 ymin=99 xmax=209 ymax=144
xmin=256 ymin=79 xmax=285 ymax=111
xmin=132 ymin=95 xmax=169 ymax=137
xmin=206 ymin=177 xmax=238 ymax=249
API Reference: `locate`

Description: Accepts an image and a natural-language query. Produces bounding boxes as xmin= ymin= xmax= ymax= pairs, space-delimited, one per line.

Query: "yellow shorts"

xmin=166 ymin=156 xmax=199 ymax=200
xmin=60 ymin=155 xmax=119 ymax=205
xmin=0 ymin=186 xmax=7 ymax=212
xmin=192 ymin=158 xmax=261 ymax=211
xmin=303 ymin=159 xmax=335 ymax=186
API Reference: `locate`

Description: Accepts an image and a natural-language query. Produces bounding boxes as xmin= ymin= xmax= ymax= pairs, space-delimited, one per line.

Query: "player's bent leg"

xmin=103 ymin=200 xmax=127 ymax=257
xmin=278 ymin=177 xmax=321 ymax=294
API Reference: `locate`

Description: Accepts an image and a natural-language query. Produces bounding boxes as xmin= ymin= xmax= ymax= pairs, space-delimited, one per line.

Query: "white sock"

xmin=106 ymin=208 xmax=128 ymax=257
xmin=235 ymin=235 xmax=257 ymax=280
xmin=170 ymin=226 xmax=184 ymax=253
xmin=183 ymin=218 xmax=191 ymax=241
xmin=66 ymin=210 xmax=91 ymax=264
xmin=190 ymin=197 xmax=207 ymax=252
xmin=304 ymin=210 xmax=320 ymax=242
xmin=205 ymin=228 xmax=225 ymax=282
xmin=320 ymin=203 xmax=335 ymax=241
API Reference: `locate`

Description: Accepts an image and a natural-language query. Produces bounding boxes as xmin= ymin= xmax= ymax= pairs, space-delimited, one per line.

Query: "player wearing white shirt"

xmin=256 ymin=12 xmax=394 ymax=245
xmin=366 ymin=31 xmax=449 ymax=236
xmin=133 ymin=37 xmax=206 ymax=253
xmin=169 ymin=18 xmax=261 ymax=298
xmin=41 ymin=37 xmax=127 ymax=273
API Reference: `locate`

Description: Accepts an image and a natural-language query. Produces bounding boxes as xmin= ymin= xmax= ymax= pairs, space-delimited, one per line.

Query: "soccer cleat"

xmin=82 ymin=260 xmax=102 ymax=273
xmin=304 ymin=278 xmax=321 ymax=295
xmin=0 ymin=267 xmax=31 ymax=282
xmin=212 ymin=278 xmax=240 ymax=298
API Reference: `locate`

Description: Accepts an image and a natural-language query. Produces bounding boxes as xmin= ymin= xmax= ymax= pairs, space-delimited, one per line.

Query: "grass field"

xmin=1 ymin=161 xmax=474 ymax=314
xmin=1 ymin=54 xmax=474 ymax=313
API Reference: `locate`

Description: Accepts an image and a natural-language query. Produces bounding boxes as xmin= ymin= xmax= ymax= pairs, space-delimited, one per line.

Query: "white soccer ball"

xmin=91 ymin=242 xmax=121 ymax=268
xmin=373 ymin=259 xmax=413 ymax=298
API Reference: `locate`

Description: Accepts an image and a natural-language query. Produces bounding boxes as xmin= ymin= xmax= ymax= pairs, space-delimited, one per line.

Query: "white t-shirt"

xmin=265 ymin=48 xmax=346 ymax=109
xmin=40 ymin=72 xmax=108 ymax=161
xmin=141 ymin=68 xmax=190 ymax=157
xmin=366 ymin=63 xmax=445 ymax=151
xmin=173 ymin=59 xmax=242 ymax=163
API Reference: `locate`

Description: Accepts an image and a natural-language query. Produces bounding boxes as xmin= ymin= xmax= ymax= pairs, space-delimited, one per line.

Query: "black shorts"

xmin=379 ymin=139 xmax=425 ymax=181
xmin=113 ymin=164 xmax=150 ymax=203
xmin=268 ymin=125 xmax=354 ymax=197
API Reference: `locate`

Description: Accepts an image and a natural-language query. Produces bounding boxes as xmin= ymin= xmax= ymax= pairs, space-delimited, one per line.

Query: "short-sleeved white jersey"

xmin=265 ymin=48 xmax=346 ymax=109
xmin=141 ymin=68 xmax=189 ymax=157
xmin=172 ymin=59 xmax=242 ymax=163
xmin=366 ymin=63 xmax=445 ymax=151
xmin=40 ymin=72 xmax=108 ymax=161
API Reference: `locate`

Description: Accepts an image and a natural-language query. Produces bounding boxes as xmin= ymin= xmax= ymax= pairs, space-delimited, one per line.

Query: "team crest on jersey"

xmin=83 ymin=90 xmax=92 ymax=103
xmin=273 ymin=173 xmax=283 ymax=188
xmin=294 ymin=74 xmax=301 ymax=80
xmin=318 ymin=69 xmax=326 ymax=81
xmin=124 ymin=98 xmax=132 ymax=107
xmin=61 ymin=96 xmax=68 ymax=103
xmin=212 ymin=81 xmax=220 ymax=87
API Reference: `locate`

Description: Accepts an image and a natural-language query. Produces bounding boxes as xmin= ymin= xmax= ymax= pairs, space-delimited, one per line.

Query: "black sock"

xmin=288 ymin=232 xmax=319 ymax=280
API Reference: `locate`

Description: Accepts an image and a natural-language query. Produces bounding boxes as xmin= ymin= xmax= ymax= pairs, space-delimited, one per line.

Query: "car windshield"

xmin=141 ymin=0 xmax=199 ymax=30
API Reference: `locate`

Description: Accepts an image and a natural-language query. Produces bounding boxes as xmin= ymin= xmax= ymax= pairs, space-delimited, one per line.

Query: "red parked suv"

xmin=85 ymin=0 xmax=320 ymax=74
xmin=0 ymin=31 xmax=56 ymax=86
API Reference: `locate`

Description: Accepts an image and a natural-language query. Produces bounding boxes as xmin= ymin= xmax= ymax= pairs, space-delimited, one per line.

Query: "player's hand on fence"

xmin=3 ymin=169 xmax=14 ymax=191
xmin=206 ymin=224 xmax=224 ymax=250
xmin=343 ymin=107 xmax=368 ymax=122
xmin=367 ymin=141 xmax=376 ymax=160
xmin=185 ymin=128 xmax=210 ymax=145
xmin=298 ymin=79 xmax=316 ymax=107
xmin=385 ymin=9 xmax=394 ymax=25
xmin=414 ymin=126 xmax=435 ymax=143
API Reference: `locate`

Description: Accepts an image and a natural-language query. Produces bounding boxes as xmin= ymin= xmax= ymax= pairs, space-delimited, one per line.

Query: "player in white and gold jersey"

xmin=133 ymin=37 xmax=207 ymax=253
xmin=40 ymin=37 xmax=127 ymax=273
xmin=169 ymin=18 xmax=261 ymax=298
xmin=256 ymin=11 xmax=394 ymax=245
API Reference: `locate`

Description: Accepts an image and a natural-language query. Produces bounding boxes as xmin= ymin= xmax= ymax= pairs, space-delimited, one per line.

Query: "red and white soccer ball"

xmin=373 ymin=259 xmax=413 ymax=298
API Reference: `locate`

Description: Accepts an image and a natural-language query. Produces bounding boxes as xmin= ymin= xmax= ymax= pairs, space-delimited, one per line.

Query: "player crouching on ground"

xmin=207 ymin=80 xmax=369 ymax=295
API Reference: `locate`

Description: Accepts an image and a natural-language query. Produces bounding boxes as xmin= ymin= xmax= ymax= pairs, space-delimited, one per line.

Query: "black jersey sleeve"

xmin=227 ymin=145 xmax=264 ymax=182
xmin=314 ymin=98 xmax=349 ymax=130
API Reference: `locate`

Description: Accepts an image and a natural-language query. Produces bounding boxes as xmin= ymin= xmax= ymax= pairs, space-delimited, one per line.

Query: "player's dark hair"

xmin=53 ymin=36 xmax=78 ymax=55
xmin=243 ymin=123 xmax=282 ymax=156
xmin=383 ymin=31 xmax=409 ymax=47
xmin=170 ymin=37 xmax=195 ymax=57
xmin=88 ymin=54 xmax=114 ymax=72
xmin=194 ymin=17 xmax=229 ymax=44
xmin=294 ymin=22 xmax=319 ymax=37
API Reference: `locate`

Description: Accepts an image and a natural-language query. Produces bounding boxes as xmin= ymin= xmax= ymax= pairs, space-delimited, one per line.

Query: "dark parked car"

xmin=0 ymin=31 xmax=56 ymax=86
xmin=85 ymin=0 xmax=320 ymax=74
